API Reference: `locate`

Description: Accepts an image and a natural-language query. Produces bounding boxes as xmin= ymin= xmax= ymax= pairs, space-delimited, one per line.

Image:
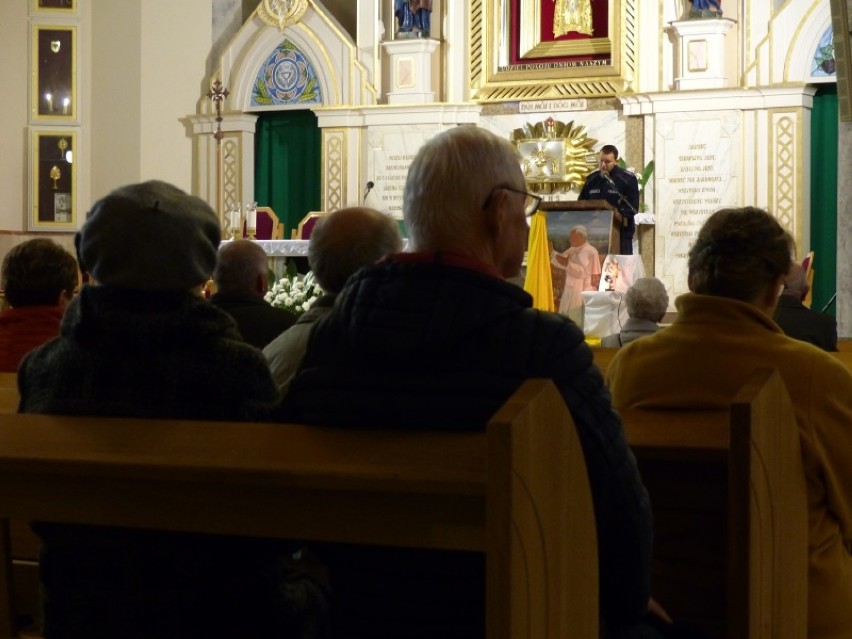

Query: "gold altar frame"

xmin=32 ymin=0 xmax=77 ymax=14
xmin=31 ymin=24 xmax=77 ymax=122
xmin=470 ymin=0 xmax=637 ymax=102
xmin=29 ymin=129 xmax=78 ymax=232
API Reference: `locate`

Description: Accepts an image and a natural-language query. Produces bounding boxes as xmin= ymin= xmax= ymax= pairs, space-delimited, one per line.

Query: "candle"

xmin=45 ymin=93 xmax=53 ymax=112
xmin=62 ymin=97 xmax=70 ymax=115
xmin=245 ymin=206 xmax=257 ymax=233
xmin=229 ymin=208 xmax=241 ymax=233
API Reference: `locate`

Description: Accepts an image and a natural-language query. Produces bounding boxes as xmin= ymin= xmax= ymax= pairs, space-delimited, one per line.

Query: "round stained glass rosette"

xmin=263 ymin=48 xmax=311 ymax=102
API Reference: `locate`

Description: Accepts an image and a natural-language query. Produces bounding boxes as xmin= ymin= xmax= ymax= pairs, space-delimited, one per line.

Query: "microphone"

xmin=601 ymin=171 xmax=616 ymax=186
xmin=363 ymin=180 xmax=375 ymax=204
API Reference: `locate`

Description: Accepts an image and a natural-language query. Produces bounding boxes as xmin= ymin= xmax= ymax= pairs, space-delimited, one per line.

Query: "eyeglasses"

xmin=482 ymin=185 xmax=543 ymax=217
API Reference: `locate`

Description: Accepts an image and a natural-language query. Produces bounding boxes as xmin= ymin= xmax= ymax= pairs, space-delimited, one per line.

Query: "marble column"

xmin=837 ymin=119 xmax=852 ymax=337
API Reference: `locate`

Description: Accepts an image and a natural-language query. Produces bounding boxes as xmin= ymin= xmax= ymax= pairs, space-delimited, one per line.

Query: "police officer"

xmin=578 ymin=144 xmax=640 ymax=254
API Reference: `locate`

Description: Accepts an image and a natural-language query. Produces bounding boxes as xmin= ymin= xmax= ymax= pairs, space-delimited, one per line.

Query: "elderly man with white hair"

xmin=285 ymin=126 xmax=657 ymax=638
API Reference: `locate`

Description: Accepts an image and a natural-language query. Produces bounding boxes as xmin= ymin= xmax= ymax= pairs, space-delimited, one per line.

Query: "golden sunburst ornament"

xmin=512 ymin=118 xmax=598 ymax=194
xmin=257 ymin=0 xmax=308 ymax=30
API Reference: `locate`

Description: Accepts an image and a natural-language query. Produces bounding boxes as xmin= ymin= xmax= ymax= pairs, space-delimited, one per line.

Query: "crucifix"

xmin=206 ymin=79 xmax=230 ymax=236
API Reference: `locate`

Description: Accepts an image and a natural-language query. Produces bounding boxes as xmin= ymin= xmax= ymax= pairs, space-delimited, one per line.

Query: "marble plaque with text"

xmin=655 ymin=111 xmax=741 ymax=299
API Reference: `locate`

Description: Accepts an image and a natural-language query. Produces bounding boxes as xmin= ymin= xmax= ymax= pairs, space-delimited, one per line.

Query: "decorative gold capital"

xmin=257 ymin=0 xmax=308 ymax=30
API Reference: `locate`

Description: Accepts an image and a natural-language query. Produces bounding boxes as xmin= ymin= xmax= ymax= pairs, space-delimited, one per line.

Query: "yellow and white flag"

xmin=523 ymin=210 xmax=554 ymax=312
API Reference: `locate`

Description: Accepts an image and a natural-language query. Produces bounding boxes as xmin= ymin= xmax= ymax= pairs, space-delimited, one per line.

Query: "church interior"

xmin=0 ymin=1 xmax=849 ymax=637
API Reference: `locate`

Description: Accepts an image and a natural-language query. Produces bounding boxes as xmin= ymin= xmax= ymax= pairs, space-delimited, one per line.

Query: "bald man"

xmin=211 ymin=239 xmax=295 ymax=349
xmin=263 ymin=207 xmax=402 ymax=394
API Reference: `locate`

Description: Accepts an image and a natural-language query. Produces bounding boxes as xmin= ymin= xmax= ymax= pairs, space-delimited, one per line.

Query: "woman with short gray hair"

xmin=601 ymin=277 xmax=669 ymax=347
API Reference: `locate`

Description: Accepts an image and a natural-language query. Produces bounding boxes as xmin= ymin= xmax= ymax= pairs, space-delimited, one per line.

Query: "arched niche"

xmin=192 ymin=3 xmax=377 ymax=222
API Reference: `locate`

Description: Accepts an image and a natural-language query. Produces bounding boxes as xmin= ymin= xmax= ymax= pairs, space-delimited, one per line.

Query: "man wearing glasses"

xmin=284 ymin=126 xmax=655 ymax=638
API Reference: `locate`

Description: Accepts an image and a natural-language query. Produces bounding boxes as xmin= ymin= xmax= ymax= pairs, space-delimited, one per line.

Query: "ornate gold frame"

xmin=31 ymin=24 xmax=77 ymax=122
xmin=470 ymin=0 xmax=637 ymax=102
xmin=29 ymin=129 xmax=78 ymax=232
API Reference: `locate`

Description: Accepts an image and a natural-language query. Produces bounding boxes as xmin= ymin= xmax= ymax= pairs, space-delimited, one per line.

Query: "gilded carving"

xmin=553 ymin=0 xmax=594 ymax=37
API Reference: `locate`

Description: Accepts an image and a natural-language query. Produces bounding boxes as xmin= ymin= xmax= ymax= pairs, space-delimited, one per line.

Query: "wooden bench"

xmin=0 ymin=379 xmax=598 ymax=639
xmin=592 ymin=347 xmax=619 ymax=375
xmin=619 ymin=369 xmax=808 ymax=639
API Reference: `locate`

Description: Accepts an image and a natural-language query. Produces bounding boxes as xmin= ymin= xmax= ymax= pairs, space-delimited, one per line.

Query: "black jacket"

xmin=579 ymin=166 xmax=640 ymax=235
xmin=19 ymin=286 xmax=289 ymax=639
xmin=286 ymin=254 xmax=652 ymax=634
xmin=210 ymin=291 xmax=296 ymax=349
xmin=773 ymin=294 xmax=838 ymax=351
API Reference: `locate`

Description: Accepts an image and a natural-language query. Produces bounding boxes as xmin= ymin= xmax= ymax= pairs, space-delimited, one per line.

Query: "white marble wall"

xmin=654 ymin=111 xmax=741 ymax=298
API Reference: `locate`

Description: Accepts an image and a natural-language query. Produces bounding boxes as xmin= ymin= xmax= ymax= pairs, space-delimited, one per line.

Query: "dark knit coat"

xmin=285 ymin=255 xmax=652 ymax=636
xmin=18 ymin=286 xmax=288 ymax=639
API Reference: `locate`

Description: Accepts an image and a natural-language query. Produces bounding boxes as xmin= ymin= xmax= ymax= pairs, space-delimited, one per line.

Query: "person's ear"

xmin=56 ymin=289 xmax=73 ymax=307
xmin=255 ymin=273 xmax=268 ymax=297
xmin=483 ymin=189 xmax=507 ymax=238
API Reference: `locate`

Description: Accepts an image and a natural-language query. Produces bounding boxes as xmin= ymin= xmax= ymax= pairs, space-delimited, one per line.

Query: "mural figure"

xmin=553 ymin=0 xmax=594 ymax=38
xmin=395 ymin=0 xmax=433 ymax=38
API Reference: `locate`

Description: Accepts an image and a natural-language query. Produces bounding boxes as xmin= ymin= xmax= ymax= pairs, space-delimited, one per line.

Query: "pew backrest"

xmin=619 ymin=369 xmax=807 ymax=639
xmin=0 ymin=379 xmax=598 ymax=639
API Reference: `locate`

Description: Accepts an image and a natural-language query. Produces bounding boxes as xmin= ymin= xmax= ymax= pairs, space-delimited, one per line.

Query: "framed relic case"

xmin=29 ymin=129 xmax=77 ymax=231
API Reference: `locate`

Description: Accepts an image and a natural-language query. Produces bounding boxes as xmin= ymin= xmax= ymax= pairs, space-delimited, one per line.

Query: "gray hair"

xmin=308 ymin=207 xmax=402 ymax=293
xmin=570 ymin=225 xmax=588 ymax=238
xmin=625 ymin=277 xmax=669 ymax=322
xmin=213 ymin=240 xmax=267 ymax=295
xmin=403 ymin=126 xmax=523 ymax=251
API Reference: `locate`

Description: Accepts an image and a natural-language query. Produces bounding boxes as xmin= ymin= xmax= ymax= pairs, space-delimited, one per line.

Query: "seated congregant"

xmin=263 ymin=206 xmax=401 ymax=395
xmin=773 ymin=261 xmax=837 ymax=351
xmin=607 ymin=206 xmax=852 ymax=639
xmin=0 ymin=239 xmax=78 ymax=372
xmin=211 ymin=239 xmax=296 ymax=349
xmin=284 ymin=126 xmax=657 ymax=638
xmin=18 ymin=180 xmax=325 ymax=639
xmin=601 ymin=277 xmax=668 ymax=348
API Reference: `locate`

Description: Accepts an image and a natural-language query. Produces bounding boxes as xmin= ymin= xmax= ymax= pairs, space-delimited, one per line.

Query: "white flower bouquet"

xmin=265 ymin=270 xmax=324 ymax=316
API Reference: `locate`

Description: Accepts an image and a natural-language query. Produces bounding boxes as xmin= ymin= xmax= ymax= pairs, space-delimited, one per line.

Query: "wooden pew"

xmin=0 ymin=376 xmax=38 ymax=636
xmin=0 ymin=379 xmax=597 ymax=639
xmin=619 ymin=369 xmax=807 ymax=639
xmin=592 ymin=347 xmax=619 ymax=375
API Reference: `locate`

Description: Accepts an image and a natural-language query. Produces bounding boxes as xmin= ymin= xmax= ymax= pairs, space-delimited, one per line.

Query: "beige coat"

xmin=607 ymin=293 xmax=852 ymax=639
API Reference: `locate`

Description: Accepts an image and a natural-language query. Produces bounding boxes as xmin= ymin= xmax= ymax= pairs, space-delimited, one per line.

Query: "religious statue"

xmin=689 ymin=0 xmax=722 ymax=18
xmin=603 ymin=257 xmax=620 ymax=291
xmin=553 ymin=0 xmax=594 ymax=38
xmin=395 ymin=0 xmax=433 ymax=38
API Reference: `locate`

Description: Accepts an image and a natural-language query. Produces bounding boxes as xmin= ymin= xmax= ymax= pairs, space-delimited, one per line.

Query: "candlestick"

xmin=229 ymin=205 xmax=241 ymax=240
xmin=245 ymin=203 xmax=257 ymax=240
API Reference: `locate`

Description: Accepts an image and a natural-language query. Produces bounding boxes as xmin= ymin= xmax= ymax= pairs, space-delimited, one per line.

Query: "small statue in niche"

xmin=553 ymin=0 xmax=594 ymax=38
xmin=395 ymin=0 xmax=433 ymax=38
xmin=688 ymin=0 xmax=722 ymax=18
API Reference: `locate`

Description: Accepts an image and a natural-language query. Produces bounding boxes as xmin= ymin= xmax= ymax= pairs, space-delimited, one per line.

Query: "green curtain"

xmin=255 ymin=110 xmax=322 ymax=237
xmin=809 ymin=85 xmax=838 ymax=315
